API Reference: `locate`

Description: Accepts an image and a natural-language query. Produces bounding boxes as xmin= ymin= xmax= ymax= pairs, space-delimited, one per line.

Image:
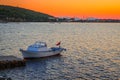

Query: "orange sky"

xmin=0 ymin=0 xmax=120 ymax=19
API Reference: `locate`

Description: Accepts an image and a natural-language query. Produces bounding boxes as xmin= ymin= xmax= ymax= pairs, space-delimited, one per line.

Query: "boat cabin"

xmin=27 ymin=41 xmax=48 ymax=51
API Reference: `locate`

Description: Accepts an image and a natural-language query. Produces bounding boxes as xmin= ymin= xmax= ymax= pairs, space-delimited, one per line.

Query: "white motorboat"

xmin=20 ymin=41 xmax=66 ymax=59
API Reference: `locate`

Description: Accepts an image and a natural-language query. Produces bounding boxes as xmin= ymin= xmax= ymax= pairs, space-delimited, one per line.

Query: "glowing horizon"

xmin=0 ymin=0 xmax=120 ymax=19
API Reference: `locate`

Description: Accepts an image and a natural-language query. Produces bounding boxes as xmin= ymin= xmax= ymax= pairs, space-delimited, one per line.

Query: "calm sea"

xmin=0 ymin=22 xmax=120 ymax=80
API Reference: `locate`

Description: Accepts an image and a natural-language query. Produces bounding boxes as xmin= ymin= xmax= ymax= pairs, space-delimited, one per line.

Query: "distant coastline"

xmin=55 ymin=18 xmax=120 ymax=23
xmin=0 ymin=5 xmax=120 ymax=23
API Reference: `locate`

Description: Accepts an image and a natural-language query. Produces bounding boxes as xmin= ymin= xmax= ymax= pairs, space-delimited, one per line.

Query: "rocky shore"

xmin=0 ymin=56 xmax=26 ymax=70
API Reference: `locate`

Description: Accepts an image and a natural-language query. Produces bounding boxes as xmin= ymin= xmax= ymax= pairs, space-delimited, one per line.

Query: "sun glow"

xmin=0 ymin=0 xmax=120 ymax=19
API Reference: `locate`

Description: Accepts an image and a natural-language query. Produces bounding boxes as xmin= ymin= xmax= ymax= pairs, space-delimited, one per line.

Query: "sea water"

xmin=0 ymin=22 xmax=120 ymax=80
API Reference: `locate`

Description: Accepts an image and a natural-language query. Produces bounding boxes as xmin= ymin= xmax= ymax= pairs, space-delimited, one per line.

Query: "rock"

xmin=0 ymin=56 xmax=26 ymax=70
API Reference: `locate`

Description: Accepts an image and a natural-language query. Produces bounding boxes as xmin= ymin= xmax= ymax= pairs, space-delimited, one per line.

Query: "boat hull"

xmin=20 ymin=48 xmax=64 ymax=59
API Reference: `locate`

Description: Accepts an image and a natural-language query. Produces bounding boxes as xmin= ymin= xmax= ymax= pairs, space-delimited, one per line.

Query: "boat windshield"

xmin=34 ymin=41 xmax=47 ymax=47
xmin=28 ymin=41 xmax=47 ymax=48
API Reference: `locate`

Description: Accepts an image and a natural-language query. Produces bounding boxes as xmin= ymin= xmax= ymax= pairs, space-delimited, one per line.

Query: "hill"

xmin=0 ymin=5 xmax=55 ymax=22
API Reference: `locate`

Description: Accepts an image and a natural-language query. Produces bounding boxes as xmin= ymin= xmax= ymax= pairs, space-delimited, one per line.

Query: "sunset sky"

xmin=0 ymin=0 xmax=120 ymax=19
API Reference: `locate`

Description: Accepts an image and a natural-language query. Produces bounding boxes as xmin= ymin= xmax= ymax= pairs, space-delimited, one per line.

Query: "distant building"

xmin=86 ymin=17 xmax=98 ymax=21
xmin=74 ymin=17 xmax=81 ymax=21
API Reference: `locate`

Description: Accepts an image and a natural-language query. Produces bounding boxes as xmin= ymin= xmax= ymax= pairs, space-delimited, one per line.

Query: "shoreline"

xmin=0 ymin=21 xmax=120 ymax=23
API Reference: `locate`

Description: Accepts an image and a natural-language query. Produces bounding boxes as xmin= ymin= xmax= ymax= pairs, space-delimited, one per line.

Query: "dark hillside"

xmin=0 ymin=5 xmax=55 ymax=22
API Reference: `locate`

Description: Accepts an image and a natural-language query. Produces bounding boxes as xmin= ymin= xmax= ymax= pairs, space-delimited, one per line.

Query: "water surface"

xmin=0 ymin=22 xmax=120 ymax=80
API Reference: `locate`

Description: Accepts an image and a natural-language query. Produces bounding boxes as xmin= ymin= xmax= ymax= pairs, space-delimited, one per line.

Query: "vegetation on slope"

xmin=0 ymin=5 xmax=55 ymax=22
